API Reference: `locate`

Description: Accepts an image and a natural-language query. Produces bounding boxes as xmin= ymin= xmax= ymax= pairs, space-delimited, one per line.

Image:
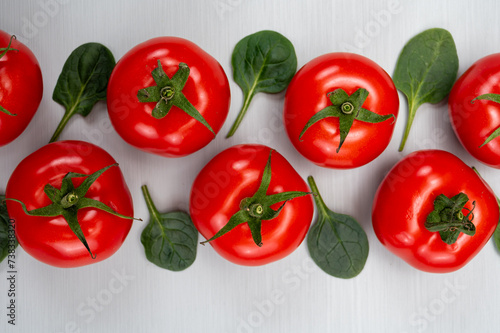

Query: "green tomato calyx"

xmin=137 ymin=60 xmax=215 ymax=136
xmin=200 ymin=150 xmax=311 ymax=247
xmin=425 ymin=192 xmax=476 ymax=245
xmin=299 ymin=88 xmax=395 ymax=153
xmin=5 ymin=164 xmax=141 ymax=259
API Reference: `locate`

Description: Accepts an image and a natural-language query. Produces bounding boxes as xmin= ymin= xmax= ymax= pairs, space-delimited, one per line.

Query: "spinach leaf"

xmin=494 ymin=220 xmax=500 ymax=253
xmin=51 ymin=43 xmax=115 ymax=142
xmin=307 ymin=177 xmax=369 ymax=279
xmin=393 ymin=28 xmax=458 ymax=151
xmin=0 ymin=195 xmax=17 ymax=263
xmin=227 ymin=30 xmax=297 ymax=137
xmin=141 ymin=185 xmax=198 ymax=271
xmin=493 ymin=196 xmax=500 ymax=253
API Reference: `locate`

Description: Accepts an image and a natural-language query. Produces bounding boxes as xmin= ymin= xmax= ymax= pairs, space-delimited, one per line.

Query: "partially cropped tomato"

xmin=189 ymin=144 xmax=313 ymax=266
xmin=0 ymin=31 xmax=43 ymax=147
xmin=283 ymin=53 xmax=399 ymax=169
xmin=372 ymin=150 xmax=498 ymax=273
xmin=6 ymin=140 xmax=135 ymax=268
xmin=449 ymin=53 xmax=500 ymax=168
xmin=107 ymin=37 xmax=230 ymax=157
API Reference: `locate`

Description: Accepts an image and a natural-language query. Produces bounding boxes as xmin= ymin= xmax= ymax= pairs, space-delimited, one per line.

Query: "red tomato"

xmin=372 ymin=150 xmax=498 ymax=273
xmin=283 ymin=53 xmax=399 ymax=169
xmin=449 ymin=53 xmax=500 ymax=168
xmin=107 ymin=37 xmax=230 ymax=157
xmin=6 ymin=141 xmax=134 ymax=268
xmin=0 ymin=31 xmax=43 ymax=146
xmin=189 ymin=144 xmax=313 ymax=266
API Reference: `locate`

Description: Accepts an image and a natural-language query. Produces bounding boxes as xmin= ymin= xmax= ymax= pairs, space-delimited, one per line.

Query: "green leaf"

xmin=494 ymin=222 xmax=500 ymax=253
xmin=227 ymin=30 xmax=297 ymax=137
xmin=393 ymin=28 xmax=458 ymax=151
xmin=492 ymin=196 xmax=500 ymax=253
xmin=307 ymin=176 xmax=369 ymax=279
xmin=141 ymin=185 xmax=198 ymax=271
xmin=50 ymin=42 xmax=116 ymax=142
xmin=0 ymin=196 xmax=18 ymax=263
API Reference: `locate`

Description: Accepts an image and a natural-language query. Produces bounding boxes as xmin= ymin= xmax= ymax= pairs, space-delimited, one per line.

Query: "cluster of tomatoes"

xmin=1 ymin=29 xmax=499 ymax=274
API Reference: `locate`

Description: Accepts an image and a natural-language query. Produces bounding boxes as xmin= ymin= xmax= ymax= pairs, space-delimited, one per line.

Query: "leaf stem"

xmin=307 ymin=176 xmax=328 ymax=216
xmin=141 ymin=185 xmax=161 ymax=223
xmin=398 ymin=100 xmax=418 ymax=152
xmin=49 ymin=108 xmax=74 ymax=143
xmin=226 ymin=92 xmax=254 ymax=138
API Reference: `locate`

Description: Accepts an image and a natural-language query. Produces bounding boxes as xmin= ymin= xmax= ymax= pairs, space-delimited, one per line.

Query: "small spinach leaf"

xmin=393 ymin=28 xmax=458 ymax=151
xmin=0 ymin=195 xmax=18 ymax=263
xmin=307 ymin=177 xmax=369 ymax=279
xmin=141 ymin=185 xmax=198 ymax=271
xmin=227 ymin=30 xmax=297 ymax=137
xmin=50 ymin=43 xmax=115 ymax=142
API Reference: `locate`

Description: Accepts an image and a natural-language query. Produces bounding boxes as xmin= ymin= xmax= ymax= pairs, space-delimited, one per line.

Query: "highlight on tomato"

xmin=107 ymin=36 xmax=231 ymax=158
xmin=5 ymin=140 xmax=138 ymax=268
xmin=372 ymin=149 xmax=499 ymax=273
xmin=0 ymin=31 xmax=43 ymax=147
xmin=189 ymin=144 xmax=313 ymax=266
xmin=449 ymin=53 xmax=500 ymax=168
xmin=283 ymin=52 xmax=399 ymax=169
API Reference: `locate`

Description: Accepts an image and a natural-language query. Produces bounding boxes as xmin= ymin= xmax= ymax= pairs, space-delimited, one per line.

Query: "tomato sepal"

xmin=425 ymin=193 xmax=476 ymax=245
xmin=137 ymin=60 xmax=215 ymax=136
xmin=0 ymin=35 xmax=19 ymax=116
xmin=299 ymin=88 xmax=395 ymax=153
xmin=6 ymin=164 xmax=140 ymax=259
xmin=200 ymin=149 xmax=311 ymax=247
xmin=468 ymin=93 xmax=500 ymax=148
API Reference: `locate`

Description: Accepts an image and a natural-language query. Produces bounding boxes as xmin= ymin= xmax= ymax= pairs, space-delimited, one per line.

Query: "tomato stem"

xmin=0 ymin=35 xmax=18 ymax=60
xmin=425 ymin=192 xmax=476 ymax=244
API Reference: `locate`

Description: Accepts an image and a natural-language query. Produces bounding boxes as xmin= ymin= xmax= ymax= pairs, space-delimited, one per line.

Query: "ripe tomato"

xmin=449 ymin=53 xmax=500 ymax=168
xmin=283 ymin=53 xmax=399 ymax=169
xmin=372 ymin=150 xmax=498 ymax=273
xmin=107 ymin=37 xmax=230 ymax=157
xmin=0 ymin=31 xmax=43 ymax=147
xmin=189 ymin=144 xmax=313 ymax=266
xmin=6 ymin=140 xmax=134 ymax=268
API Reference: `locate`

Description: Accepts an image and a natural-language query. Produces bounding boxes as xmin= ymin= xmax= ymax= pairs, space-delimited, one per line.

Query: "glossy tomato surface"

xmin=372 ymin=150 xmax=498 ymax=273
xmin=107 ymin=37 xmax=230 ymax=157
xmin=283 ymin=52 xmax=399 ymax=169
xmin=189 ymin=144 xmax=313 ymax=266
xmin=0 ymin=31 xmax=43 ymax=147
xmin=6 ymin=141 xmax=134 ymax=268
xmin=449 ymin=53 xmax=500 ymax=168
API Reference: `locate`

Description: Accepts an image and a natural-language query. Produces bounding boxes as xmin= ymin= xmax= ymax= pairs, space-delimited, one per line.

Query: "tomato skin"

xmin=107 ymin=37 xmax=230 ymax=157
xmin=372 ymin=150 xmax=498 ymax=273
xmin=6 ymin=141 xmax=134 ymax=268
xmin=0 ymin=31 xmax=43 ymax=147
xmin=283 ymin=53 xmax=399 ymax=169
xmin=449 ymin=53 xmax=500 ymax=168
xmin=189 ymin=144 xmax=313 ymax=266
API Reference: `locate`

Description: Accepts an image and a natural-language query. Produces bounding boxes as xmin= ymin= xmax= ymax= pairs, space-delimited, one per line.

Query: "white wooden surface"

xmin=1 ymin=0 xmax=500 ymax=332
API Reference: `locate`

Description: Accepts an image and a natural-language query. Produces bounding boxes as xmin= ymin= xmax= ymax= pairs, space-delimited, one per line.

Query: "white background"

xmin=1 ymin=0 xmax=500 ymax=332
